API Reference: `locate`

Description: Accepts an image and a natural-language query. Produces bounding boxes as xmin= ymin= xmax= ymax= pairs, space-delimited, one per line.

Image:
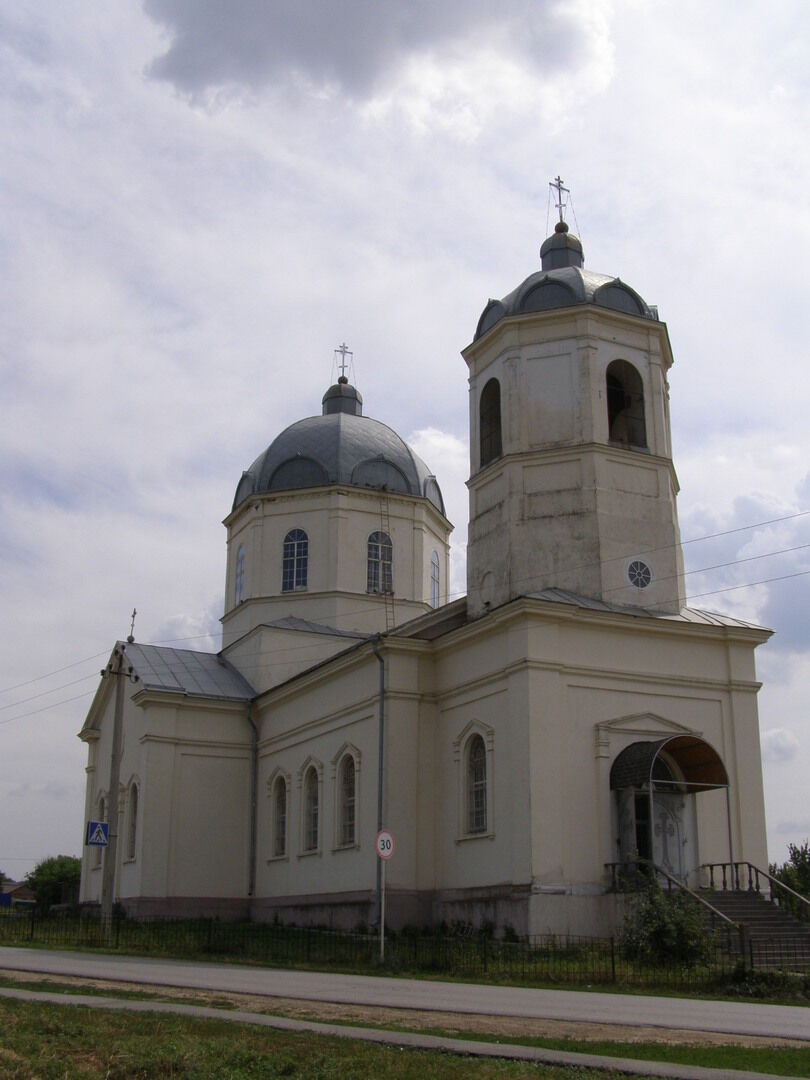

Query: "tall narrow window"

xmin=606 ymin=360 xmax=647 ymax=448
xmin=234 ymin=545 xmax=245 ymax=603
xmin=273 ymin=776 xmax=287 ymax=858
xmin=479 ymin=378 xmax=502 ymax=467
xmin=467 ymin=735 xmax=487 ymax=834
xmin=126 ymin=784 xmax=138 ymax=861
xmin=367 ymin=531 xmax=392 ymax=594
xmin=339 ymin=755 xmax=356 ymax=847
xmin=430 ymin=551 xmax=440 ymax=608
xmin=303 ymin=767 xmax=319 ymax=852
xmin=282 ymin=529 xmax=308 ymax=592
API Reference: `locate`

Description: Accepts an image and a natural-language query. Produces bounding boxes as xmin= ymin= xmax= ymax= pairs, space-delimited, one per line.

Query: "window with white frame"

xmin=430 ymin=550 xmax=440 ymax=608
xmin=272 ymin=775 xmax=287 ymax=858
xmin=339 ymin=755 xmax=356 ymax=847
xmin=303 ymin=766 xmax=319 ymax=852
xmin=282 ymin=529 xmax=308 ymax=592
xmin=367 ymin=531 xmax=392 ymax=594
xmin=126 ymin=783 xmax=138 ymax=861
xmin=234 ymin=544 xmax=245 ymax=603
xmin=467 ymin=734 xmax=487 ymax=834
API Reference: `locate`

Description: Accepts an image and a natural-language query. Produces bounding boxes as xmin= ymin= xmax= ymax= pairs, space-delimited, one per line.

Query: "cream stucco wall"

xmin=465 ymin=308 xmax=685 ymax=617
xmin=222 ymin=486 xmax=451 ymax=650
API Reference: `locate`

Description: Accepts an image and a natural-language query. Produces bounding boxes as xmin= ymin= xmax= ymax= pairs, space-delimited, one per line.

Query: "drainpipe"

xmin=246 ymin=704 xmax=258 ymax=903
xmin=372 ymin=635 xmax=385 ymax=927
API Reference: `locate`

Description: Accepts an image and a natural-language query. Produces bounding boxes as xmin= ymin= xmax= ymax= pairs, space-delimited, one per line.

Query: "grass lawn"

xmin=0 ymin=996 xmax=622 ymax=1079
xmin=1 ymin=982 xmax=810 ymax=1078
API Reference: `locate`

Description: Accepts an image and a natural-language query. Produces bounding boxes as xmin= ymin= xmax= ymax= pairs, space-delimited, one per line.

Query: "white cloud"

xmin=760 ymin=728 xmax=800 ymax=764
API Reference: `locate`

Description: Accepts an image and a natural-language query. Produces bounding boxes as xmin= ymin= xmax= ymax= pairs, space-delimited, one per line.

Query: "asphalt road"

xmin=1 ymin=946 xmax=808 ymax=1042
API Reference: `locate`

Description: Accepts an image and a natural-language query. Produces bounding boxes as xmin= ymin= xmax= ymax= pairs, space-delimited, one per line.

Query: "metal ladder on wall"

xmin=379 ymin=494 xmax=395 ymax=631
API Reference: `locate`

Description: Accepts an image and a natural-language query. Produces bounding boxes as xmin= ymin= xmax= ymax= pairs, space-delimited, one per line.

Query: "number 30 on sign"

xmin=376 ymin=830 xmax=395 ymax=860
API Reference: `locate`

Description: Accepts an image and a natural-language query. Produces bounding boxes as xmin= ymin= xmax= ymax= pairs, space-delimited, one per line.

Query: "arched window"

xmin=606 ymin=360 xmax=647 ymax=448
xmin=367 ymin=531 xmax=392 ymax=594
xmin=479 ymin=378 xmax=502 ymax=467
xmin=234 ymin=545 xmax=245 ymax=604
xmin=467 ymin=735 xmax=487 ymax=834
xmin=339 ymin=755 xmax=356 ymax=847
xmin=282 ymin=529 xmax=308 ymax=592
xmin=126 ymin=783 xmax=138 ymax=861
xmin=430 ymin=551 xmax=440 ymax=608
xmin=303 ymin=767 xmax=319 ymax=852
xmin=272 ymin=775 xmax=287 ymax=858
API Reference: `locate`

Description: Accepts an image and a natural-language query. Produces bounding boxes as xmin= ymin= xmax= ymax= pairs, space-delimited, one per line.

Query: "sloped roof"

xmin=125 ymin=643 xmax=255 ymax=700
xmin=526 ymin=588 xmax=771 ymax=631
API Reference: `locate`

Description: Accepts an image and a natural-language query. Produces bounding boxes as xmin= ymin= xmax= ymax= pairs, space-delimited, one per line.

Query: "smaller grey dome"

xmin=233 ymin=383 xmax=446 ymax=517
xmin=475 ymin=221 xmax=658 ymax=340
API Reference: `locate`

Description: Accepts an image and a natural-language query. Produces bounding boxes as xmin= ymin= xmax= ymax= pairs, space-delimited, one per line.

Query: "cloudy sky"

xmin=1 ymin=0 xmax=809 ymax=880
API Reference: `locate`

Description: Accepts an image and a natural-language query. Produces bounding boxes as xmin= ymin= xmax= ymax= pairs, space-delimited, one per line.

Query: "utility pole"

xmin=100 ymin=643 xmax=135 ymax=934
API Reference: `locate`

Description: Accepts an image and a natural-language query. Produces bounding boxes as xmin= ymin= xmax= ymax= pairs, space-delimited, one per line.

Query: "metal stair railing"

xmin=700 ymin=861 xmax=810 ymax=925
xmin=605 ymin=858 xmax=743 ymax=951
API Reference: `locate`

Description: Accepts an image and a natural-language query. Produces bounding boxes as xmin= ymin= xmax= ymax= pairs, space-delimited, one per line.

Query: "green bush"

xmin=621 ymin=883 xmax=712 ymax=966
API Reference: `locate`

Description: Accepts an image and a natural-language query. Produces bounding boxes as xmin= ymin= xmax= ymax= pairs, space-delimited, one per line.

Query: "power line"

xmin=0 ymin=690 xmax=97 ymax=727
xmin=0 ymin=650 xmax=109 ymax=698
xmin=0 ymin=673 xmax=100 ymax=713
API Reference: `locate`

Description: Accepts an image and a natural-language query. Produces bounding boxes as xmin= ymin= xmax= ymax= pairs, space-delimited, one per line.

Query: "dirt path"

xmin=2 ymin=967 xmax=803 ymax=1049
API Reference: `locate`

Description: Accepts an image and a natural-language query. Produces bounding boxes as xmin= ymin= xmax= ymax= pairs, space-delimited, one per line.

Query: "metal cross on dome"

xmin=335 ymin=342 xmax=353 ymax=380
xmin=550 ymin=175 xmax=570 ymax=223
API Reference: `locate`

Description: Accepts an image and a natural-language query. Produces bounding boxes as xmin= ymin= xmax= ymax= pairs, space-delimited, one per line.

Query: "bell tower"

xmin=465 ymin=184 xmax=685 ymax=618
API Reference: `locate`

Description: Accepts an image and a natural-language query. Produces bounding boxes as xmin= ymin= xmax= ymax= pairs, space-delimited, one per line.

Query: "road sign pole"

xmin=380 ymin=856 xmax=386 ymax=963
xmin=375 ymin=829 xmax=394 ymax=965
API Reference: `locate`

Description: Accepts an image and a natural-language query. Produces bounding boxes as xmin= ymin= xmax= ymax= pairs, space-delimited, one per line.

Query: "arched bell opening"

xmin=610 ymin=736 xmax=731 ymax=887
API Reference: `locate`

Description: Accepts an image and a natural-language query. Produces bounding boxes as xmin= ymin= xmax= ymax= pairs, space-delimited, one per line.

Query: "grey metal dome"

xmin=475 ymin=221 xmax=658 ymax=340
xmin=233 ymin=380 xmax=446 ymax=516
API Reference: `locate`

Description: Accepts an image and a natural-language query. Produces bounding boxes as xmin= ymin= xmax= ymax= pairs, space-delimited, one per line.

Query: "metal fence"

xmin=0 ymin=909 xmax=757 ymax=988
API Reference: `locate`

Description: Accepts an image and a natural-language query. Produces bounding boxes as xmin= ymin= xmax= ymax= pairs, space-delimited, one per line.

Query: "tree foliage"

xmin=621 ymin=882 xmax=712 ymax=966
xmin=25 ymin=855 xmax=81 ymax=911
xmin=770 ymin=841 xmax=810 ymax=918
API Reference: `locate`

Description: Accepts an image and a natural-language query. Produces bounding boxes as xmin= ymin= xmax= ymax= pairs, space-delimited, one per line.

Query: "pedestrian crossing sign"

xmin=86 ymin=820 xmax=109 ymax=847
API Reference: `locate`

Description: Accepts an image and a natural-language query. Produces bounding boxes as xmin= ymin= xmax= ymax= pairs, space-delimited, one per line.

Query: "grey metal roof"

xmin=124 ymin=643 xmax=255 ymax=700
xmin=233 ymin=400 xmax=446 ymax=516
xmin=526 ymin=588 xmax=771 ymax=631
xmin=475 ymin=223 xmax=657 ymax=340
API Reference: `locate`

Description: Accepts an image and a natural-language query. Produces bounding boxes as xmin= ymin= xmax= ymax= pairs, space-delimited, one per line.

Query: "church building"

xmin=79 ymin=200 xmax=771 ymax=936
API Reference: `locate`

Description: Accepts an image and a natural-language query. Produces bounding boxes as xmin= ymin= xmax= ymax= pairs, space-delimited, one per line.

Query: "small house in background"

xmin=0 ymin=879 xmax=35 ymax=909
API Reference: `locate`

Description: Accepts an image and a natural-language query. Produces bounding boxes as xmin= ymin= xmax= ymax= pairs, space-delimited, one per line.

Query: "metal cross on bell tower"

xmin=550 ymin=175 xmax=570 ymax=224
xmin=335 ymin=342 xmax=353 ymax=382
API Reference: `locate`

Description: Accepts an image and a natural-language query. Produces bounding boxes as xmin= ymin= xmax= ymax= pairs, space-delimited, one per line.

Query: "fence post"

xmin=115 ymin=911 xmax=121 ymax=950
xmin=610 ymin=936 xmax=616 ymax=983
xmin=29 ymin=907 xmax=35 ymax=942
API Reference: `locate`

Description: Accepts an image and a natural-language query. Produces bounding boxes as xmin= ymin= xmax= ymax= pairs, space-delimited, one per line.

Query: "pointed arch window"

xmin=479 ymin=378 xmax=502 ymax=467
xmin=272 ymin=775 xmax=287 ymax=858
xmin=430 ymin=550 xmax=440 ymax=608
xmin=282 ymin=529 xmax=308 ymax=592
xmin=367 ymin=531 xmax=392 ymax=594
xmin=126 ymin=783 xmax=138 ymax=861
xmin=303 ymin=766 xmax=319 ymax=852
xmin=339 ymin=754 xmax=356 ymax=847
xmin=606 ymin=360 xmax=647 ymax=448
xmin=234 ymin=545 xmax=245 ymax=604
xmin=467 ymin=735 xmax=487 ymax=834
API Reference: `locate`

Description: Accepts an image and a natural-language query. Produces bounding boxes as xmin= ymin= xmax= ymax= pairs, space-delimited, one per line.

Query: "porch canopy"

xmin=610 ymin=735 xmax=728 ymax=794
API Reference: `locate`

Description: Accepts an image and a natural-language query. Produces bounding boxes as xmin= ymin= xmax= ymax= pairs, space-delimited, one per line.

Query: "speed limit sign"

xmin=375 ymin=829 xmax=395 ymax=860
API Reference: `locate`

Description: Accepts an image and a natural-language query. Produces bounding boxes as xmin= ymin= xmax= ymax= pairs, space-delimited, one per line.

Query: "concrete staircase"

xmin=699 ymin=887 xmax=810 ymax=972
